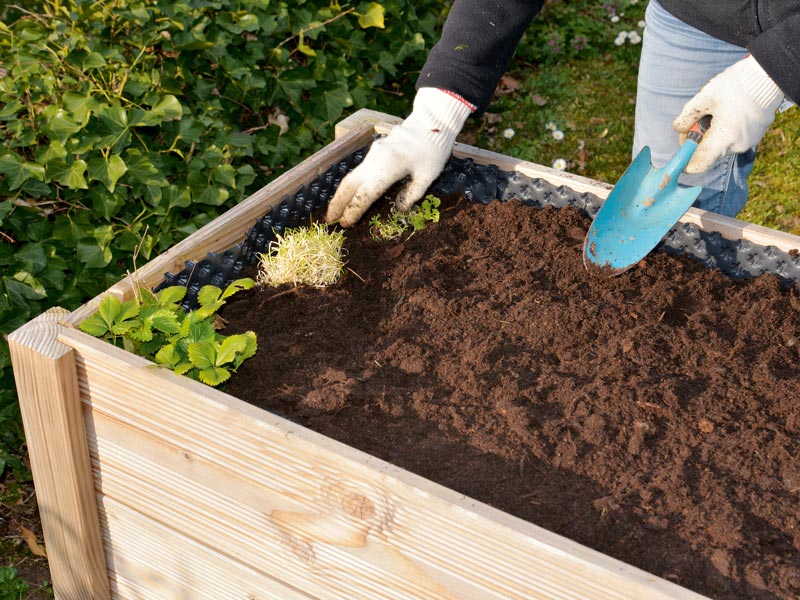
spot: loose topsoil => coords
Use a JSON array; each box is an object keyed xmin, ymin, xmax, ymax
[{"xmin": 220, "ymin": 197, "xmax": 800, "ymax": 600}]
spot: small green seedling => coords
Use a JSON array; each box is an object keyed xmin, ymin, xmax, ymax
[
  {"xmin": 369, "ymin": 194, "xmax": 441, "ymax": 242},
  {"xmin": 257, "ymin": 222, "xmax": 346, "ymax": 288},
  {"xmin": 79, "ymin": 278, "xmax": 257, "ymax": 387}
]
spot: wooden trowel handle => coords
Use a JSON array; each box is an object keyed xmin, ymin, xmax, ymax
[{"xmin": 686, "ymin": 115, "xmax": 712, "ymax": 144}]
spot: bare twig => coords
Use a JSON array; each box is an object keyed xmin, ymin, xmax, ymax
[{"xmin": 276, "ymin": 8, "xmax": 356, "ymax": 49}]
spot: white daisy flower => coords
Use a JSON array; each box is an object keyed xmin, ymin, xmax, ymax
[
  {"xmin": 610, "ymin": 15, "xmax": 620, "ymax": 23},
  {"xmin": 552, "ymin": 158, "xmax": 567, "ymax": 171},
  {"xmin": 615, "ymin": 33, "xmax": 627, "ymax": 46},
  {"xmin": 552, "ymin": 129, "xmax": 565, "ymax": 141},
  {"xmin": 503, "ymin": 128, "xmax": 515, "ymax": 139},
  {"xmin": 638, "ymin": 20, "xmax": 646, "ymax": 28},
  {"xmin": 628, "ymin": 31, "xmax": 641, "ymax": 44},
  {"xmin": 545, "ymin": 121, "xmax": 557, "ymax": 131}
]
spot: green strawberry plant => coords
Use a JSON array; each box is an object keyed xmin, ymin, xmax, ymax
[{"xmin": 79, "ymin": 278, "xmax": 257, "ymax": 386}]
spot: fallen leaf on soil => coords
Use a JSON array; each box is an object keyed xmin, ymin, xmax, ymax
[
  {"xmin": 530, "ymin": 93, "xmax": 547, "ymax": 106},
  {"xmin": 496, "ymin": 74, "xmax": 521, "ymax": 95},
  {"xmin": 621, "ymin": 339, "xmax": 634, "ymax": 353},
  {"xmin": 17, "ymin": 523, "xmax": 47, "ymax": 557},
  {"xmin": 481, "ymin": 112, "xmax": 502, "ymax": 128},
  {"xmin": 698, "ymin": 418, "xmax": 715, "ymax": 434}
]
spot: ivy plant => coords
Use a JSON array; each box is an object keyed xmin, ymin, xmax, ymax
[
  {"xmin": 0, "ymin": 0, "xmax": 448, "ymax": 468},
  {"xmin": 79, "ymin": 279, "xmax": 257, "ymax": 386}
]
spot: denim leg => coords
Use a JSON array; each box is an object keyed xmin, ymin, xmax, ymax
[{"xmin": 633, "ymin": 0, "xmax": 752, "ymax": 217}]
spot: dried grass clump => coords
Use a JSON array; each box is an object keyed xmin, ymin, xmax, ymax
[{"xmin": 256, "ymin": 223, "xmax": 346, "ymax": 288}]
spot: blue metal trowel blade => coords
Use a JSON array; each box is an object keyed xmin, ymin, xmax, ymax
[{"xmin": 583, "ymin": 116, "xmax": 711, "ymax": 277}]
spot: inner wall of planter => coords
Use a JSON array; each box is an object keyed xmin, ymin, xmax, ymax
[{"xmin": 155, "ymin": 141, "xmax": 800, "ymax": 310}]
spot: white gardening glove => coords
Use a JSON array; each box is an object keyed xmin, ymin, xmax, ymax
[
  {"xmin": 673, "ymin": 55, "xmax": 785, "ymax": 174},
  {"xmin": 326, "ymin": 87, "xmax": 472, "ymax": 227}
]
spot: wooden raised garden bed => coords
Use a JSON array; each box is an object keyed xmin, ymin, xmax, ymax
[{"xmin": 9, "ymin": 109, "xmax": 800, "ymax": 599}]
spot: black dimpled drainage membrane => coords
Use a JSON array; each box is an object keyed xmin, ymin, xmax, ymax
[{"xmin": 155, "ymin": 141, "xmax": 800, "ymax": 310}]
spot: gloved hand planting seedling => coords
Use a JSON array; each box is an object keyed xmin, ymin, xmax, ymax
[{"xmin": 326, "ymin": 88, "xmax": 471, "ymax": 227}]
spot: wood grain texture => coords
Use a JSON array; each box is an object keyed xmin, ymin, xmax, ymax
[
  {"xmin": 64, "ymin": 123, "xmax": 377, "ymax": 327},
  {"xmin": 63, "ymin": 326, "xmax": 708, "ymax": 600},
  {"xmin": 97, "ymin": 493, "xmax": 313, "ymax": 600},
  {"xmin": 337, "ymin": 109, "xmax": 800, "ymax": 252},
  {"xmin": 8, "ymin": 309, "xmax": 110, "ymax": 600}
]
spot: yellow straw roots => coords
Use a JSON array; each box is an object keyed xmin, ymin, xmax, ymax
[{"xmin": 256, "ymin": 223, "xmax": 346, "ymax": 288}]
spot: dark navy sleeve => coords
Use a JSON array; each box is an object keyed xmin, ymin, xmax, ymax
[
  {"xmin": 416, "ymin": 0, "xmax": 544, "ymax": 114},
  {"xmin": 748, "ymin": 17, "xmax": 800, "ymax": 105}
]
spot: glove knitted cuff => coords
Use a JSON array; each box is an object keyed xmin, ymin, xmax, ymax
[
  {"xmin": 737, "ymin": 55, "xmax": 785, "ymax": 112},
  {"xmin": 402, "ymin": 87, "xmax": 473, "ymax": 151}
]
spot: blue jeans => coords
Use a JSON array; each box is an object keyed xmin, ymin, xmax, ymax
[{"xmin": 633, "ymin": 0, "xmax": 751, "ymax": 217}]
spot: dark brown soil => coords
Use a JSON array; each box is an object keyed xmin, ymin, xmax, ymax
[{"xmin": 220, "ymin": 197, "xmax": 800, "ymax": 600}]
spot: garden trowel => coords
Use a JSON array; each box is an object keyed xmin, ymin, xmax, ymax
[{"xmin": 583, "ymin": 115, "xmax": 712, "ymax": 277}]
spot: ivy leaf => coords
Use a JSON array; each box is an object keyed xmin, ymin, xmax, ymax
[
  {"xmin": 124, "ymin": 150, "xmax": 168, "ymax": 186},
  {"xmin": 358, "ymin": 3, "xmax": 385, "ymax": 29},
  {"xmin": 87, "ymin": 155, "xmax": 127, "ymax": 192},
  {"xmin": 189, "ymin": 181, "xmax": 229, "ymax": 206},
  {"xmin": 0, "ymin": 153, "xmax": 45, "ymax": 190},
  {"xmin": 297, "ymin": 33, "xmax": 316, "ymax": 57},
  {"xmin": 82, "ymin": 51, "xmax": 107, "ymax": 70},
  {"xmin": 95, "ymin": 104, "xmax": 128, "ymax": 131},
  {"xmin": 320, "ymin": 83, "xmax": 351, "ymax": 121},
  {"xmin": 62, "ymin": 92, "xmax": 100, "ymax": 124},
  {"xmin": 0, "ymin": 202, "xmax": 11, "ymax": 227},
  {"xmin": 45, "ymin": 108, "xmax": 83, "ymax": 142},
  {"xmin": 76, "ymin": 237, "xmax": 113, "ymax": 268},
  {"xmin": 49, "ymin": 158, "xmax": 89, "ymax": 190},
  {"xmin": 13, "ymin": 244, "xmax": 47, "ymax": 273},
  {"xmin": 3, "ymin": 277, "xmax": 46, "ymax": 306},
  {"xmin": 131, "ymin": 95, "xmax": 183, "ymax": 127}
]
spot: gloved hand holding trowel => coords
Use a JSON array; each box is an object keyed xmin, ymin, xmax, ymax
[{"xmin": 327, "ymin": 0, "xmax": 798, "ymax": 253}]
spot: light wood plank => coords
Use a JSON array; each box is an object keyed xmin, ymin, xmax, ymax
[
  {"xmin": 63, "ymin": 124, "xmax": 376, "ymax": 327},
  {"xmin": 339, "ymin": 109, "xmax": 800, "ymax": 252},
  {"xmin": 64, "ymin": 326, "xmax": 708, "ymax": 600},
  {"xmin": 97, "ymin": 493, "xmax": 313, "ymax": 600},
  {"xmin": 86, "ymin": 409, "xmax": 453, "ymax": 600},
  {"xmin": 334, "ymin": 108, "xmax": 402, "ymax": 139},
  {"xmin": 7, "ymin": 309, "xmax": 111, "ymax": 600}
]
